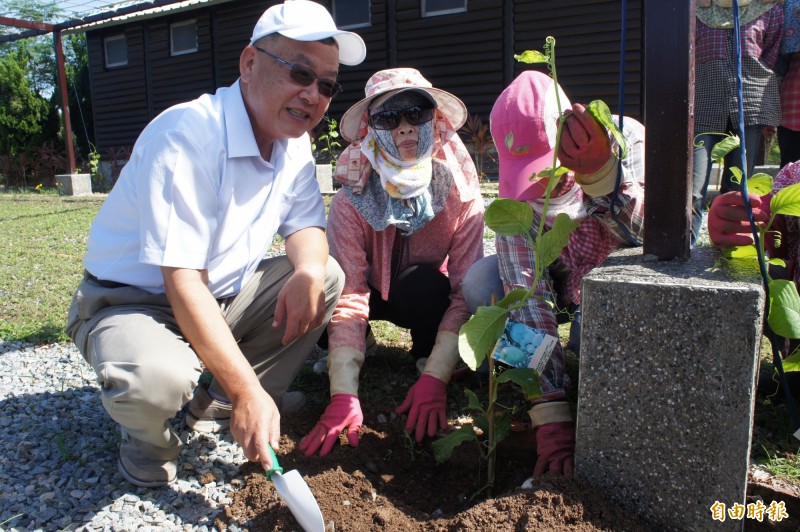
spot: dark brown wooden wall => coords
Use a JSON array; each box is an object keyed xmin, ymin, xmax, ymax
[{"xmin": 87, "ymin": 0, "xmax": 643, "ymax": 155}]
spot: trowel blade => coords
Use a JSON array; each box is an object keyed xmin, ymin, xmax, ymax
[{"xmin": 272, "ymin": 469, "xmax": 325, "ymax": 532}]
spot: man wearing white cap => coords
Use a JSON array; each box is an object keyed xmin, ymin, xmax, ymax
[{"xmin": 66, "ymin": 0, "xmax": 366, "ymax": 488}]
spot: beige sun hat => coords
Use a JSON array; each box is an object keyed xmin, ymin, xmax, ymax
[{"xmin": 340, "ymin": 68, "xmax": 468, "ymax": 142}]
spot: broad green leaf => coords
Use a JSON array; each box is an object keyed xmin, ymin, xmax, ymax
[
  {"xmin": 783, "ymin": 351, "xmax": 800, "ymax": 372},
  {"xmin": 768, "ymin": 279, "xmax": 800, "ymax": 339},
  {"xmin": 485, "ymin": 199, "xmax": 534, "ymax": 236},
  {"xmin": 496, "ymin": 288, "xmax": 529, "ymax": 309},
  {"xmin": 768, "ymin": 258, "xmax": 786, "ymax": 268},
  {"xmin": 514, "ymin": 50, "xmax": 548, "ymax": 64},
  {"xmin": 473, "ymin": 414, "xmax": 489, "ymax": 435},
  {"xmin": 586, "ymin": 100, "xmax": 627, "ymax": 158},
  {"xmin": 432, "ymin": 425, "xmax": 478, "ymax": 462},
  {"xmin": 710, "ymin": 135, "xmax": 739, "ymax": 161},
  {"xmin": 535, "ymin": 213, "xmax": 580, "ymax": 269},
  {"xmin": 464, "ymin": 389, "xmax": 484, "ymax": 412},
  {"xmin": 459, "ymin": 306, "xmax": 509, "ymax": 370},
  {"xmin": 535, "ymin": 166, "xmax": 570, "ymax": 179},
  {"xmin": 730, "ymin": 167, "xmax": 742, "ymax": 185},
  {"xmin": 496, "ymin": 367, "xmax": 542, "ymax": 399},
  {"xmin": 721, "ymin": 245, "xmax": 758, "ymax": 259},
  {"xmin": 771, "ymin": 183, "xmax": 800, "ymax": 217},
  {"xmin": 493, "ymin": 412, "xmax": 513, "ymax": 446},
  {"xmin": 746, "ymin": 174, "xmax": 773, "ymax": 197}
]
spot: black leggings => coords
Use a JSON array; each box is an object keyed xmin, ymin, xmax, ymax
[{"xmin": 319, "ymin": 264, "xmax": 451, "ymax": 359}]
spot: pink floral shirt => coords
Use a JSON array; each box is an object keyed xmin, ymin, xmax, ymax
[{"xmin": 326, "ymin": 179, "xmax": 485, "ymax": 353}]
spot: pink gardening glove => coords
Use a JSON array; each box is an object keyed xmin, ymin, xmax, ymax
[
  {"xmin": 557, "ymin": 103, "xmax": 612, "ymax": 174},
  {"xmin": 299, "ymin": 394, "xmax": 363, "ymax": 456},
  {"xmin": 395, "ymin": 374, "xmax": 448, "ymax": 442},
  {"xmin": 534, "ymin": 421, "xmax": 575, "ymax": 477},
  {"xmin": 708, "ymin": 191, "xmax": 770, "ymax": 248}
]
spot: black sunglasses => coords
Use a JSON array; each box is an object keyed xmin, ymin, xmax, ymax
[
  {"xmin": 254, "ymin": 46, "xmax": 343, "ymax": 99},
  {"xmin": 368, "ymin": 106, "xmax": 436, "ymax": 130}
]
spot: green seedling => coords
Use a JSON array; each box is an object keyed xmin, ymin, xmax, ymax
[
  {"xmin": 433, "ymin": 37, "xmax": 626, "ymax": 497},
  {"xmin": 311, "ymin": 116, "xmax": 342, "ymax": 168},
  {"xmin": 707, "ymin": 135, "xmax": 800, "ymax": 367}
]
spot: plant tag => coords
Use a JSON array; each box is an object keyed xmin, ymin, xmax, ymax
[
  {"xmin": 794, "ymin": 426, "xmax": 800, "ymax": 442},
  {"xmin": 491, "ymin": 319, "xmax": 558, "ymax": 373}
]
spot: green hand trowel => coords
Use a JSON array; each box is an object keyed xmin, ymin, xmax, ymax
[{"xmin": 265, "ymin": 446, "xmax": 325, "ymax": 532}]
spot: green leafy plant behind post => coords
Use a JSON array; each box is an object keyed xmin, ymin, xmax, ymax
[
  {"xmin": 311, "ymin": 116, "xmax": 342, "ymax": 169},
  {"xmin": 708, "ymin": 136, "xmax": 800, "ymax": 370},
  {"xmin": 432, "ymin": 36, "xmax": 627, "ymax": 497}
]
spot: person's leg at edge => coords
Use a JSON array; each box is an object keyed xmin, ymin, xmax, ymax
[
  {"xmin": 778, "ymin": 126, "xmax": 800, "ymax": 169},
  {"xmin": 461, "ymin": 255, "xmax": 505, "ymax": 313},
  {"xmin": 66, "ymin": 278, "xmax": 201, "ymax": 486},
  {"xmin": 212, "ymin": 255, "xmax": 344, "ymax": 404},
  {"xmin": 691, "ymin": 133, "xmax": 716, "ymax": 244}
]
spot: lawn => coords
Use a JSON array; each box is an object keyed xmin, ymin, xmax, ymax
[{"xmin": 0, "ymin": 193, "xmax": 105, "ymax": 343}]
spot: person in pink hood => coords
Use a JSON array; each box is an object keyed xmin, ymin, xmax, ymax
[
  {"xmin": 299, "ymin": 68, "xmax": 485, "ymax": 456},
  {"xmin": 462, "ymin": 71, "xmax": 646, "ymax": 477}
]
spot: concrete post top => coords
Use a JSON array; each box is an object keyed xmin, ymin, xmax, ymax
[{"xmin": 585, "ymin": 246, "xmax": 764, "ymax": 294}]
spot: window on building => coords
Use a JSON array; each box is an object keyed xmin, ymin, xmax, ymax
[
  {"xmin": 170, "ymin": 19, "xmax": 198, "ymax": 56},
  {"xmin": 333, "ymin": 0, "xmax": 370, "ymax": 29},
  {"xmin": 422, "ymin": 0, "xmax": 467, "ymax": 17},
  {"xmin": 104, "ymin": 34, "xmax": 128, "ymax": 68}
]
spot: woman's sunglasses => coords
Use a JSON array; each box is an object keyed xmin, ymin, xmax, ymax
[
  {"xmin": 254, "ymin": 46, "xmax": 343, "ymax": 99},
  {"xmin": 368, "ymin": 106, "xmax": 436, "ymax": 130}
]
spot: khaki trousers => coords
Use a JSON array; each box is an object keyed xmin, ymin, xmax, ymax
[{"xmin": 66, "ymin": 256, "xmax": 344, "ymax": 454}]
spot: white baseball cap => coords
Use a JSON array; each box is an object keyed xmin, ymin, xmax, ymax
[{"xmin": 250, "ymin": 0, "xmax": 367, "ymax": 66}]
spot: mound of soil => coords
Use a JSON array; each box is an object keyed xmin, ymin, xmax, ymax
[{"xmin": 216, "ymin": 356, "xmax": 653, "ymax": 531}]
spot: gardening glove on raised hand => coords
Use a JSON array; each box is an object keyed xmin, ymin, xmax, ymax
[
  {"xmin": 558, "ymin": 103, "xmax": 618, "ymax": 197},
  {"xmin": 299, "ymin": 346, "xmax": 364, "ymax": 456},
  {"xmin": 708, "ymin": 191, "xmax": 770, "ymax": 248},
  {"xmin": 529, "ymin": 402, "xmax": 575, "ymax": 477},
  {"xmin": 396, "ymin": 331, "xmax": 460, "ymax": 442}
]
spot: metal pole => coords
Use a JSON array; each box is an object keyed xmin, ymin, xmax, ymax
[
  {"xmin": 642, "ymin": 0, "xmax": 696, "ymax": 260},
  {"xmin": 54, "ymin": 30, "xmax": 76, "ymax": 174}
]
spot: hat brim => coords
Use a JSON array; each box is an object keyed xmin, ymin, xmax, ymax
[
  {"xmin": 340, "ymin": 86, "xmax": 467, "ymax": 142},
  {"xmin": 498, "ymin": 148, "xmax": 556, "ymax": 201},
  {"xmin": 252, "ymin": 29, "xmax": 366, "ymax": 66}
]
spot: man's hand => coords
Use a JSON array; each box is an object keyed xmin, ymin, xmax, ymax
[
  {"xmin": 299, "ymin": 394, "xmax": 363, "ymax": 456},
  {"xmin": 229, "ymin": 388, "xmax": 282, "ymax": 471},
  {"xmin": 279, "ymin": 227, "xmax": 329, "ymax": 344},
  {"xmin": 273, "ymin": 265, "xmax": 326, "ymax": 344},
  {"xmin": 708, "ymin": 191, "xmax": 770, "ymax": 247},
  {"xmin": 534, "ymin": 421, "xmax": 575, "ymax": 477},
  {"xmin": 557, "ymin": 103, "xmax": 612, "ymax": 175},
  {"xmin": 395, "ymin": 374, "xmax": 448, "ymax": 441}
]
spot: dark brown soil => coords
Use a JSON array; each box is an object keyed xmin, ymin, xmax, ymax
[
  {"xmin": 215, "ymin": 346, "xmax": 655, "ymax": 531},
  {"xmin": 212, "ymin": 339, "xmax": 800, "ymax": 531},
  {"xmin": 217, "ymin": 403, "xmax": 653, "ymax": 531}
]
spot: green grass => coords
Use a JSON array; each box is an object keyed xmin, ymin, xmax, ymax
[{"xmin": 0, "ymin": 193, "xmax": 105, "ymax": 343}]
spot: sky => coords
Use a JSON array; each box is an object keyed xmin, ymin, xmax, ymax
[{"xmin": 54, "ymin": 0, "xmax": 120, "ymax": 19}]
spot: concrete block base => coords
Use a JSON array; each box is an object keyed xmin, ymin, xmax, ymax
[
  {"xmin": 56, "ymin": 173, "xmax": 92, "ymax": 196},
  {"xmin": 575, "ymin": 246, "xmax": 764, "ymax": 531}
]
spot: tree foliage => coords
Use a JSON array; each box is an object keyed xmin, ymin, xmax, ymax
[{"xmin": 0, "ymin": 0, "xmax": 93, "ymax": 186}]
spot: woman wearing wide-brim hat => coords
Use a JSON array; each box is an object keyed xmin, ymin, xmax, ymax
[{"xmin": 299, "ymin": 68, "xmax": 484, "ymax": 457}]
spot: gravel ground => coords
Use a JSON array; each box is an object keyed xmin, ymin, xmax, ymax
[{"xmin": 0, "ymin": 340, "xmax": 252, "ymax": 531}]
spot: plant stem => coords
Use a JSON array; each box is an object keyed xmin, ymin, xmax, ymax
[{"xmin": 486, "ymin": 353, "xmax": 496, "ymax": 496}]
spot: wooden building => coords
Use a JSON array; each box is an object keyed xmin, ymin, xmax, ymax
[{"xmin": 76, "ymin": 0, "xmax": 642, "ymax": 156}]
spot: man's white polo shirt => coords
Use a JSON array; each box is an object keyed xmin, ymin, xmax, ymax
[{"xmin": 84, "ymin": 80, "xmax": 326, "ymax": 298}]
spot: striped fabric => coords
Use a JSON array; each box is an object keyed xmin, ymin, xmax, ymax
[
  {"xmin": 496, "ymin": 118, "xmax": 645, "ymax": 401},
  {"xmin": 694, "ymin": 6, "xmax": 784, "ymax": 133}
]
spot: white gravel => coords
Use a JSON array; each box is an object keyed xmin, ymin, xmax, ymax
[{"xmin": 0, "ymin": 340, "xmax": 251, "ymax": 531}]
